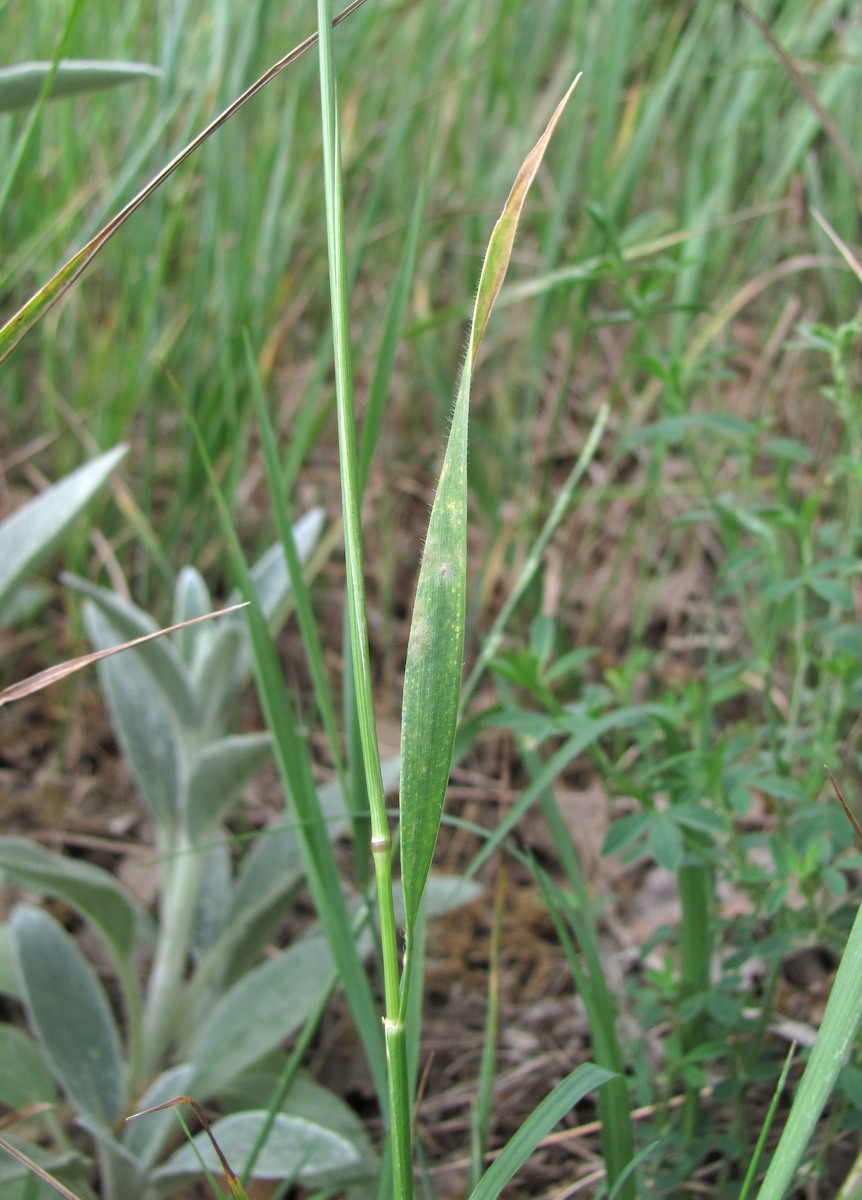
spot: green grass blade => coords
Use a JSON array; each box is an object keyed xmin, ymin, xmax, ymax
[
  {"xmin": 494, "ymin": 686, "xmax": 637, "ymax": 1196},
  {"xmin": 398, "ymin": 345, "xmax": 468, "ymax": 941},
  {"xmin": 532, "ymin": 857, "xmax": 635, "ymax": 1198},
  {"xmin": 755, "ymin": 901, "xmax": 862, "ymax": 1199},
  {"xmin": 399, "ymin": 76, "xmax": 582, "ymax": 940},
  {"xmin": 316, "ymin": 0, "xmax": 388, "ymax": 844},
  {"xmin": 467, "ymin": 1063, "xmax": 616, "ymax": 1200},
  {"xmin": 739, "ymin": 1044, "xmax": 796, "ymax": 1200},
  {"xmin": 181, "ymin": 400, "xmax": 386, "ymax": 1108},
  {"xmin": 243, "ymin": 336, "xmax": 347, "ymax": 796},
  {"xmin": 314, "ymin": 0, "xmax": 390, "ymax": 881},
  {"xmin": 470, "ymin": 870, "xmax": 505, "ymax": 1189},
  {"xmin": 0, "ymin": 0, "xmax": 368, "ymax": 365}
]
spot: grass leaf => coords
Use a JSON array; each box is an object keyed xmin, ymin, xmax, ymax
[
  {"xmin": 399, "ymin": 77, "xmax": 582, "ymax": 939},
  {"xmin": 754, "ymin": 901, "xmax": 862, "ymax": 1199},
  {"xmin": 468, "ymin": 1063, "xmax": 615, "ymax": 1200}
]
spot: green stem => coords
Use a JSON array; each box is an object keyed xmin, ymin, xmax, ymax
[
  {"xmin": 677, "ymin": 856, "xmax": 714, "ymax": 1136},
  {"xmin": 785, "ymin": 525, "xmax": 812, "ymax": 749},
  {"xmin": 384, "ymin": 1015, "xmax": 414, "ymax": 1200},
  {"xmin": 141, "ymin": 827, "xmax": 204, "ymax": 1079},
  {"xmin": 314, "ymin": 3, "xmax": 410, "ymax": 1193}
]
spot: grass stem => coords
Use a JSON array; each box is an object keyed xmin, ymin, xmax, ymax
[{"xmin": 314, "ymin": 1, "xmax": 411, "ymax": 1192}]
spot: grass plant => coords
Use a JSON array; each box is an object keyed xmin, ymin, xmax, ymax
[
  {"xmin": 2, "ymin": 1, "xmax": 862, "ymax": 1197},
  {"xmin": 2, "ymin": 2, "xmax": 855, "ymax": 561}
]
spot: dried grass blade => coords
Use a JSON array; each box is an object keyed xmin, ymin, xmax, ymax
[
  {"xmin": 0, "ymin": 1134, "xmax": 83, "ymax": 1200},
  {"xmin": 811, "ymin": 207, "xmax": 862, "ymax": 285},
  {"xmin": 0, "ymin": 603, "xmax": 247, "ymax": 706},
  {"xmin": 128, "ymin": 1095, "xmax": 248, "ymax": 1200},
  {"xmin": 469, "ymin": 75, "xmax": 582, "ymax": 366}
]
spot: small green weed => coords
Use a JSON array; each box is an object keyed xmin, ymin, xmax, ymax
[{"xmin": 481, "ymin": 304, "xmax": 862, "ymax": 1193}]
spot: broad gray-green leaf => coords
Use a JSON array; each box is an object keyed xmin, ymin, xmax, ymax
[
  {"xmin": 0, "ymin": 1025, "xmax": 57, "ymax": 1109},
  {"xmin": 173, "ymin": 566, "xmax": 212, "ymax": 663},
  {"xmin": 226, "ymin": 507, "xmax": 326, "ymax": 678},
  {"xmin": 11, "ymin": 906, "xmax": 124, "ymax": 1126},
  {"xmin": 83, "ymin": 603, "xmax": 182, "ymax": 827},
  {"xmin": 215, "ymin": 823, "xmax": 306, "ymax": 984},
  {"xmin": 0, "ymin": 924, "xmax": 19, "ymax": 997},
  {"xmin": 76, "ymin": 1117, "xmax": 144, "ymax": 1200},
  {"xmin": 400, "ymin": 78, "xmax": 581, "ymax": 936},
  {"xmin": 189, "ymin": 842, "xmax": 232, "ymax": 962},
  {"xmin": 184, "ymin": 732, "xmax": 272, "ymax": 840},
  {"xmin": 234, "ymin": 509, "xmax": 326, "ymax": 629},
  {"xmin": 225, "ymin": 511, "xmax": 326, "ymax": 706},
  {"xmin": 172, "ymin": 566, "xmax": 248, "ymax": 728},
  {"xmin": 0, "ymin": 1169, "xmax": 72, "ymax": 1200},
  {"xmin": 72, "ymin": 579, "xmax": 198, "ymax": 727},
  {"xmin": 0, "ymin": 837, "xmax": 145, "ymax": 964},
  {"xmin": 189, "ymin": 933, "xmax": 334, "ymax": 1098},
  {"xmin": 0, "ymin": 61, "xmax": 159, "ymax": 111},
  {"xmin": 220, "ymin": 1072, "xmax": 378, "ymax": 1181},
  {"xmin": 191, "ymin": 622, "xmax": 248, "ymax": 733},
  {"xmin": 213, "ymin": 763, "xmax": 396, "ymax": 979},
  {"xmin": 154, "ymin": 1110, "xmax": 363, "ymax": 1187},
  {"xmin": 225, "ymin": 771, "xmax": 354, "ymax": 939},
  {"xmin": 0, "ymin": 582, "xmax": 51, "ymax": 628},
  {"xmin": 123, "ymin": 1063, "xmax": 193, "ymax": 1169},
  {"xmin": 0, "ymin": 446, "xmax": 126, "ymax": 614}
]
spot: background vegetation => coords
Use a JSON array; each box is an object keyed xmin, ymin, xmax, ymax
[{"xmin": 1, "ymin": 1, "xmax": 861, "ymax": 1196}]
